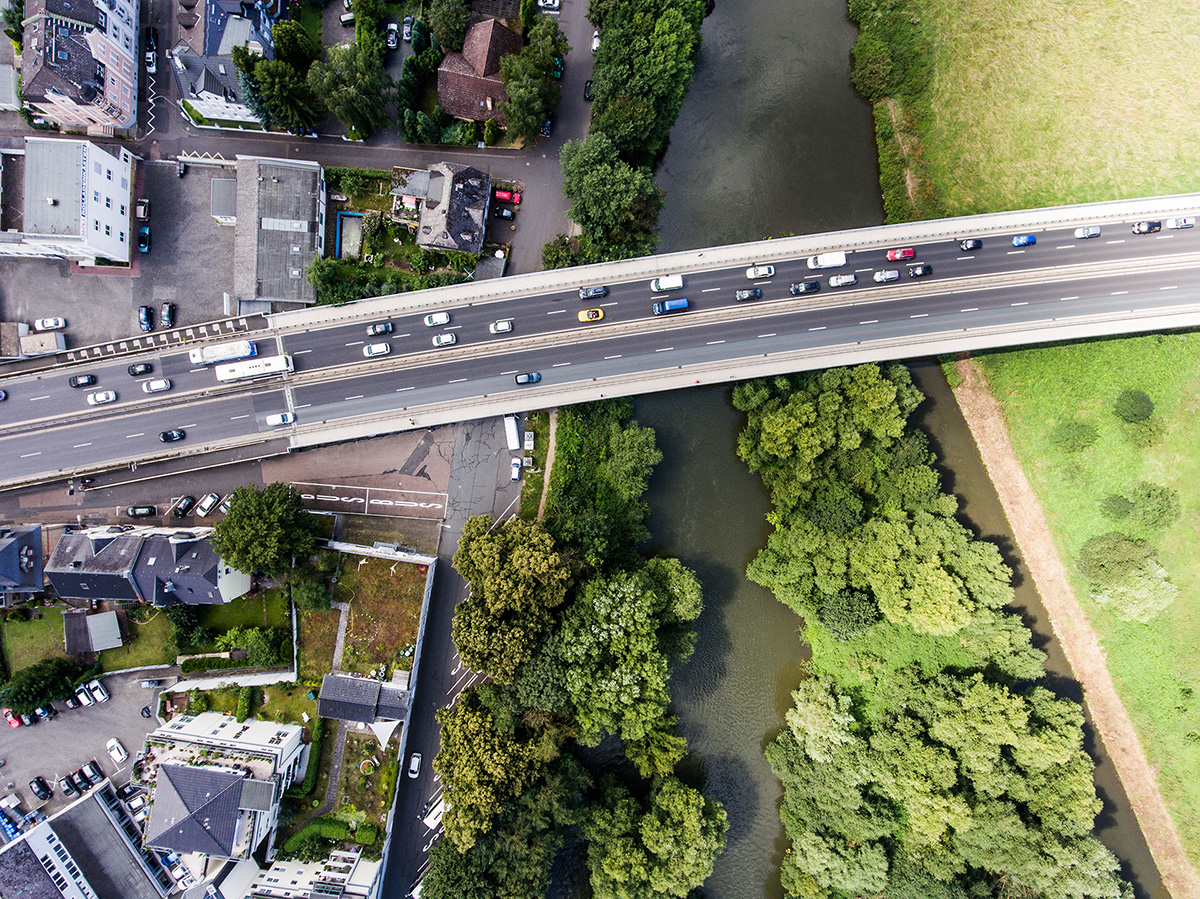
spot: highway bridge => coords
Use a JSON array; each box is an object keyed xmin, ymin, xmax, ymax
[{"xmin": 4, "ymin": 192, "xmax": 1200, "ymax": 489}]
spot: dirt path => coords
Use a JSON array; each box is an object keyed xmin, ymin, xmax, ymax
[
  {"xmin": 952, "ymin": 357, "xmax": 1200, "ymax": 899},
  {"xmin": 537, "ymin": 408, "xmax": 558, "ymax": 519},
  {"xmin": 883, "ymin": 98, "xmax": 920, "ymax": 210}
]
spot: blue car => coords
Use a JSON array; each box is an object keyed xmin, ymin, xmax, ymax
[
  {"xmin": 138, "ymin": 225, "xmax": 151, "ymax": 253},
  {"xmin": 1011, "ymin": 234, "xmax": 1036, "ymax": 247}
]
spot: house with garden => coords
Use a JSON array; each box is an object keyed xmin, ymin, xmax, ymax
[
  {"xmin": 436, "ymin": 17, "xmax": 522, "ymax": 126},
  {"xmin": 415, "ymin": 162, "xmax": 490, "ymax": 255}
]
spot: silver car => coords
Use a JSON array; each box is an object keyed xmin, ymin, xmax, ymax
[{"xmin": 1073, "ymin": 225, "xmax": 1101, "ymax": 239}]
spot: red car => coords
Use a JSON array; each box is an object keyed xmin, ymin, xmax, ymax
[
  {"xmin": 2, "ymin": 708, "xmax": 20, "ymax": 728},
  {"xmin": 493, "ymin": 189, "xmax": 521, "ymax": 205},
  {"xmin": 886, "ymin": 247, "xmax": 915, "ymax": 261}
]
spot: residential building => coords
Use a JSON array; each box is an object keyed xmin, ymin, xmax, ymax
[
  {"xmin": 0, "ymin": 138, "xmax": 138, "ymax": 263},
  {"xmin": 0, "ymin": 524, "xmax": 43, "ymax": 602},
  {"xmin": 415, "ymin": 162, "xmax": 489, "ymax": 255},
  {"xmin": 0, "ymin": 782, "xmax": 174, "ymax": 899},
  {"xmin": 20, "ymin": 0, "xmax": 141, "ymax": 133},
  {"xmin": 317, "ymin": 672, "xmax": 410, "ymax": 745},
  {"xmin": 436, "ymin": 17, "xmax": 522, "ymax": 125},
  {"xmin": 232, "ymin": 156, "xmax": 326, "ymax": 307},
  {"xmin": 142, "ymin": 713, "xmax": 306, "ymax": 862},
  {"xmin": 241, "ymin": 849, "xmax": 382, "ymax": 899},
  {"xmin": 62, "ymin": 608, "xmax": 125, "ymax": 653},
  {"xmin": 45, "ymin": 525, "xmax": 251, "ymax": 608}
]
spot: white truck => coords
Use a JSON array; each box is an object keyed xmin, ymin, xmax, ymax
[
  {"xmin": 422, "ymin": 797, "xmax": 445, "ymax": 831},
  {"xmin": 806, "ymin": 251, "xmax": 847, "ymax": 269},
  {"xmin": 504, "ymin": 415, "xmax": 521, "ymax": 451}
]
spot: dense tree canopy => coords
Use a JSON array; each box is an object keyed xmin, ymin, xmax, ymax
[
  {"xmin": 499, "ymin": 16, "xmax": 569, "ymax": 144},
  {"xmin": 308, "ymin": 40, "xmax": 394, "ymax": 139},
  {"xmin": 427, "ymin": 0, "xmax": 470, "ymax": 51},
  {"xmin": 0, "ymin": 658, "xmax": 82, "ymax": 714},
  {"xmin": 560, "ymin": 133, "xmax": 662, "ymax": 260},
  {"xmin": 211, "ymin": 482, "xmax": 318, "ymax": 578}
]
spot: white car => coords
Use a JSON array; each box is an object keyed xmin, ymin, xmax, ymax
[
  {"xmin": 86, "ymin": 390, "xmax": 117, "ymax": 406},
  {"xmin": 423, "ymin": 312, "xmax": 450, "ymax": 327},
  {"xmin": 408, "ymin": 753, "xmax": 422, "ymax": 778},
  {"xmin": 1073, "ymin": 225, "xmax": 1101, "ymax": 239},
  {"xmin": 591, "ymin": 30, "xmax": 600, "ymax": 51},
  {"xmin": 34, "ymin": 317, "xmax": 66, "ymax": 331},
  {"xmin": 872, "ymin": 269, "xmax": 900, "ymax": 283},
  {"xmin": 511, "ymin": 458, "xmax": 522, "ymax": 481},
  {"xmin": 432, "ymin": 333, "xmax": 457, "ymax": 348},
  {"xmin": 265, "ymin": 412, "xmax": 295, "ymax": 427},
  {"xmin": 746, "ymin": 265, "xmax": 775, "ymax": 279},
  {"xmin": 142, "ymin": 378, "xmax": 171, "ymax": 394},
  {"xmin": 107, "ymin": 738, "xmax": 128, "ymax": 764},
  {"xmin": 1167, "ymin": 217, "xmax": 1196, "ymax": 230},
  {"xmin": 145, "ymin": 51, "xmax": 156, "ymax": 74},
  {"xmin": 87, "ymin": 679, "xmax": 109, "ymax": 703},
  {"xmin": 829, "ymin": 274, "xmax": 857, "ymax": 288},
  {"xmin": 363, "ymin": 343, "xmax": 391, "ymax": 357},
  {"xmin": 74, "ymin": 684, "xmax": 95, "ymax": 706},
  {"xmin": 489, "ymin": 319, "xmax": 513, "ymax": 334}
]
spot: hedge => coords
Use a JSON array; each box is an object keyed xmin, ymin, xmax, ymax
[
  {"xmin": 286, "ymin": 717, "xmax": 325, "ymax": 798},
  {"xmin": 180, "ymin": 657, "xmax": 289, "ymax": 674},
  {"xmin": 235, "ymin": 686, "xmax": 253, "ymax": 722},
  {"xmin": 354, "ymin": 824, "xmax": 378, "ymax": 846},
  {"xmin": 282, "ymin": 815, "xmax": 348, "ymax": 853}
]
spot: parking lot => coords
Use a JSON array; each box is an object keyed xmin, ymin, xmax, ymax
[
  {"xmin": 0, "ymin": 159, "xmax": 235, "ymax": 350},
  {"xmin": 0, "ymin": 671, "xmax": 166, "ymax": 818}
]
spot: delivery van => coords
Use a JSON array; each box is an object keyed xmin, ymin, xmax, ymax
[
  {"xmin": 504, "ymin": 415, "xmax": 520, "ymax": 451},
  {"xmin": 806, "ymin": 251, "xmax": 847, "ymax": 270},
  {"xmin": 652, "ymin": 297, "xmax": 690, "ymax": 316},
  {"xmin": 649, "ymin": 274, "xmax": 684, "ymax": 292}
]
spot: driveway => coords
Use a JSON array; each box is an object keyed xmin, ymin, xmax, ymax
[{"xmin": 0, "ymin": 671, "xmax": 165, "ymax": 818}]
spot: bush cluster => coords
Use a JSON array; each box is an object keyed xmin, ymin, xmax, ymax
[{"xmin": 286, "ymin": 718, "xmax": 325, "ymax": 798}]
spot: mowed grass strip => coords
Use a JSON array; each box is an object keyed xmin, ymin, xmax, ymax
[
  {"xmin": 1, "ymin": 607, "xmax": 69, "ymax": 671},
  {"xmin": 978, "ymin": 332, "xmax": 1200, "ymax": 861},
  {"xmin": 910, "ymin": 0, "xmax": 1200, "ymax": 213}
]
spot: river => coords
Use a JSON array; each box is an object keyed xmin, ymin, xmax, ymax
[{"xmin": 633, "ymin": 0, "xmax": 1167, "ymax": 894}]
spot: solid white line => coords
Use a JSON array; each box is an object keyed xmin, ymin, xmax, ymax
[
  {"xmin": 706, "ymin": 340, "xmax": 725, "ymax": 345},
  {"xmin": 345, "ymin": 394, "xmax": 364, "ymax": 400},
  {"xmin": 552, "ymin": 362, "xmax": 571, "ymax": 367},
  {"xmin": 73, "ymin": 442, "xmax": 92, "ymax": 448},
  {"xmin": 808, "ymin": 326, "xmax": 826, "ymax": 331},
  {"xmin": 20, "ymin": 452, "xmax": 40, "ymax": 458},
  {"xmin": 294, "ymin": 349, "xmax": 313, "ymax": 355},
  {"xmin": 860, "ymin": 320, "xmax": 878, "ymax": 325},
  {"xmin": 30, "ymin": 395, "xmax": 49, "ymax": 401},
  {"xmin": 961, "ymin": 307, "xmax": 978, "ymax": 312},
  {"xmin": 604, "ymin": 354, "xmax": 622, "ymax": 359},
  {"xmin": 448, "ymin": 378, "xmax": 466, "ymax": 384},
  {"xmin": 757, "ymin": 333, "xmax": 776, "ymax": 339},
  {"xmin": 1160, "ymin": 285, "xmax": 1179, "ymax": 290},
  {"xmin": 1011, "ymin": 301, "xmax": 1028, "ymax": 306},
  {"xmin": 1060, "ymin": 295, "xmax": 1079, "ymax": 301},
  {"xmin": 547, "ymin": 309, "xmax": 566, "ymax": 315},
  {"xmin": 1111, "ymin": 290, "xmax": 1128, "ymax": 296},
  {"xmin": 911, "ymin": 313, "xmax": 928, "ymax": 318},
  {"xmin": 230, "ymin": 414, "xmax": 249, "ymax": 420},
  {"xmin": 654, "ymin": 347, "xmax": 673, "ymax": 352}
]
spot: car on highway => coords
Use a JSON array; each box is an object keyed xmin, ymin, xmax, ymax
[
  {"xmin": 489, "ymin": 319, "xmax": 513, "ymax": 334},
  {"xmin": 579, "ymin": 285, "xmax": 607, "ymax": 300},
  {"xmin": 128, "ymin": 362, "xmax": 152, "ymax": 376},
  {"xmin": 873, "ymin": 270, "xmax": 900, "ymax": 283},
  {"xmin": 886, "ymin": 247, "xmax": 915, "ymax": 261},
  {"xmin": 0, "ymin": 390, "xmax": 6, "ymax": 401},
  {"xmin": 29, "ymin": 777, "xmax": 52, "ymax": 801},
  {"xmin": 515, "ymin": 371, "xmax": 541, "ymax": 385},
  {"xmin": 1132, "ymin": 221, "xmax": 1161, "ymax": 234},
  {"xmin": 829, "ymin": 274, "xmax": 857, "ymax": 288},
  {"xmin": 494, "ymin": 206, "xmax": 514, "ymax": 220},
  {"xmin": 265, "ymin": 412, "xmax": 295, "ymax": 427},
  {"xmin": 59, "ymin": 776, "xmax": 78, "ymax": 797},
  {"xmin": 591, "ymin": 30, "xmax": 600, "ymax": 51},
  {"xmin": 142, "ymin": 378, "xmax": 171, "ymax": 393},
  {"xmin": 107, "ymin": 738, "xmax": 129, "ymax": 764},
  {"xmin": 195, "ymin": 493, "xmax": 221, "ymax": 517},
  {"xmin": 746, "ymin": 265, "xmax": 774, "ymax": 279},
  {"xmin": 432, "ymin": 333, "xmax": 457, "ymax": 347},
  {"xmin": 1011, "ymin": 234, "xmax": 1036, "ymax": 247},
  {"xmin": 363, "ymin": 342, "xmax": 391, "ymax": 357},
  {"xmin": 68, "ymin": 374, "xmax": 96, "ymax": 388},
  {"xmin": 1073, "ymin": 225, "xmax": 1101, "ymax": 239},
  {"xmin": 367, "ymin": 321, "xmax": 393, "ymax": 336},
  {"xmin": 160, "ymin": 429, "xmax": 186, "ymax": 442},
  {"xmin": 138, "ymin": 306, "xmax": 153, "ymax": 331},
  {"xmin": 386, "ymin": 22, "xmax": 399, "ymax": 48},
  {"xmin": 511, "ymin": 458, "xmax": 523, "ymax": 481},
  {"xmin": 1167, "ymin": 217, "xmax": 1195, "ymax": 230},
  {"xmin": 86, "ymin": 679, "xmax": 109, "ymax": 703},
  {"xmin": 173, "ymin": 496, "xmax": 196, "ymax": 518},
  {"xmin": 578, "ymin": 308, "xmax": 604, "ymax": 322},
  {"xmin": 127, "ymin": 505, "xmax": 156, "ymax": 517},
  {"xmin": 2, "ymin": 708, "xmax": 18, "ymax": 728},
  {"xmin": 34, "ymin": 317, "xmax": 66, "ymax": 331},
  {"xmin": 584, "ymin": 79, "xmax": 593, "ymax": 101},
  {"xmin": 138, "ymin": 226, "xmax": 151, "ymax": 253},
  {"xmin": 74, "ymin": 684, "xmax": 94, "ymax": 706},
  {"xmin": 408, "ymin": 753, "xmax": 422, "ymax": 778},
  {"xmin": 908, "ymin": 264, "xmax": 933, "ymax": 278},
  {"xmin": 86, "ymin": 390, "xmax": 116, "ymax": 406},
  {"xmin": 402, "ymin": 14, "xmax": 413, "ymax": 41},
  {"xmin": 160, "ymin": 302, "xmax": 175, "ymax": 328},
  {"xmin": 423, "ymin": 312, "xmax": 451, "ymax": 327},
  {"xmin": 959, "ymin": 238, "xmax": 982, "ymax": 251},
  {"xmin": 735, "ymin": 288, "xmax": 762, "ymax": 302},
  {"xmin": 790, "ymin": 280, "xmax": 820, "ymax": 295}
]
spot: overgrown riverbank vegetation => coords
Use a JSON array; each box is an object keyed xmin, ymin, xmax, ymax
[
  {"xmin": 422, "ymin": 399, "xmax": 727, "ymax": 899},
  {"xmin": 736, "ymin": 365, "xmax": 1130, "ymax": 899}
]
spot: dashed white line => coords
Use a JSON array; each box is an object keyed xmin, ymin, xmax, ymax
[
  {"xmin": 345, "ymin": 394, "xmax": 364, "ymax": 400},
  {"xmin": 706, "ymin": 340, "xmax": 725, "ymax": 345},
  {"xmin": 397, "ymin": 333, "xmax": 411, "ymax": 338},
  {"xmin": 1007, "ymin": 250, "xmax": 1025, "ymax": 255},
  {"xmin": 1060, "ymin": 295, "xmax": 1079, "ymax": 301},
  {"xmin": 956, "ymin": 255, "xmax": 974, "ymax": 261},
  {"xmin": 1056, "ymin": 245, "xmax": 1076, "ymax": 250},
  {"xmin": 1156, "ymin": 234, "xmax": 1174, "ymax": 239},
  {"xmin": 180, "ymin": 424, "xmax": 197, "ymax": 429},
  {"xmin": 654, "ymin": 347, "xmax": 674, "ymax": 353},
  {"xmin": 1011, "ymin": 301, "xmax": 1028, "ymax": 306},
  {"xmin": 448, "ymin": 378, "xmax": 466, "ymax": 383},
  {"xmin": 1111, "ymin": 290, "xmax": 1128, "ymax": 296},
  {"xmin": 125, "ymin": 433, "xmax": 144, "ymax": 438},
  {"xmin": 1106, "ymin": 239, "xmax": 1126, "ymax": 244},
  {"xmin": 547, "ymin": 309, "xmax": 566, "ymax": 315},
  {"xmin": 911, "ymin": 313, "xmax": 928, "ymax": 318},
  {"xmin": 552, "ymin": 362, "xmax": 572, "ymax": 367},
  {"xmin": 600, "ymin": 301, "xmax": 619, "ymax": 307},
  {"xmin": 501, "ymin": 370, "xmax": 519, "ymax": 375},
  {"xmin": 1160, "ymin": 285, "xmax": 1179, "ymax": 291},
  {"xmin": 344, "ymin": 340, "xmax": 364, "ymax": 346},
  {"xmin": 961, "ymin": 307, "xmax": 978, "ymax": 312},
  {"xmin": 447, "ymin": 325, "xmax": 462, "ymax": 330},
  {"xmin": 860, "ymin": 319, "xmax": 878, "ymax": 325},
  {"xmin": 20, "ymin": 452, "xmax": 41, "ymax": 458},
  {"xmin": 230, "ymin": 414, "xmax": 250, "ymax": 420},
  {"xmin": 604, "ymin": 354, "xmax": 622, "ymax": 359},
  {"xmin": 757, "ymin": 333, "xmax": 776, "ymax": 339},
  {"xmin": 808, "ymin": 326, "xmax": 826, "ymax": 331},
  {"xmin": 702, "ymin": 287, "xmax": 721, "ymax": 293},
  {"xmin": 295, "ymin": 403, "xmax": 312, "ymax": 408},
  {"xmin": 294, "ymin": 349, "xmax": 313, "ymax": 355},
  {"xmin": 30, "ymin": 395, "xmax": 49, "ymax": 401},
  {"xmin": 73, "ymin": 442, "xmax": 92, "ymax": 448},
  {"xmin": 395, "ymin": 387, "xmax": 414, "ymax": 392}
]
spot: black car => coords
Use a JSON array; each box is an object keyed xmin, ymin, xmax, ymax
[
  {"xmin": 515, "ymin": 371, "xmax": 542, "ymax": 385},
  {"xmin": 138, "ymin": 306, "xmax": 152, "ymax": 331},
  {"xmin": 176, "ymin": 159, "xmax": 187, "ymax": 177},
  {"xmin": 19, "ymin": 712, "xmax": 34, "ymax": 727},
  {"xmin": 140, "ymin": 705, "xmax": 153, "ymax": 719},
  {"xmin": 959, "ymin": 238, "xmax": 982, "ymax": 251},
  {"xmin": 71, "ymin": 771, "xmax": 92, "ymax": 792},
  {"xmin": 494, "ymin": 206, "xmax": 514, "ymax": 220},
  {"xmin": 173, "ymin": 495, "xmax": 196, "ymax": 518},
  {"xmin": 735, "ymin": 288, "xmax": 762, "ymax": 302},
  {"xmin": 68, "ymin": 374, "xmax": 96, "ymax": 388},
  {"xmin": 117, "ymin": 782, "xmax": 142, "ymax": 800},
  {"xmin": 127, "ymin": 505, "xmax": 157, "ymax": 517},
  {"xmin": 366, "ymin": 321, "xmax": 393, "ymax": 336},
  {"xmin": 128, "ymin": 362, "xmax": 152, "ymax": 376},
  {"xmin": 29, "ymin": 777, "xmax": 52, "ymax": 801},
  {"xmin": 907, "ymin": 263, "xmax": 933, "ymax": 277},
  {"xmin": 539, "ymin": 116, "xmax": 552, "ymax": 137},
  {"xmin": 584, "ymin": 79, "xmax": 593, "ymax": 101},
  {"xmin": 147, "ymin": 26, "xmax": 158, "ymax": 52},
  {"xmin": 160, "ymin": 429, "xmax": 185, "ymax": 442},
  {"xmin": 790, "ymin": 280, "xmax": 820, "ymax": 295},
  {"xmin": 579, "ymin": 285, "xmax": 608, "ymax": 300},
  {"xmin": 160, "ymin": 302, "xmax": 176, "ymax": 328},
  {"xmin": 1132, "ymin": 220, "xmax": 1161, "ymax": 234}
]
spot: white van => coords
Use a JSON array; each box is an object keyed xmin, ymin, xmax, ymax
[
  {"xmin": 340, "ymin": 11, "xmax": 355, "ymax": 25},
  {"xmin": 807, "ymin": 251, "xmax": 848, "ymax": 270},
  {"xmin": 265, "ymin": 412, "xmax": 295, "ymax": 427},
  {"xmin": 649, "ymin": 274, "xmax": 683, "ymax": 292}
]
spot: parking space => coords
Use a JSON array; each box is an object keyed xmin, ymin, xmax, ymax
[{"xmin": 0, "ymin": 671, "xmax": 165, "ymax": 817}]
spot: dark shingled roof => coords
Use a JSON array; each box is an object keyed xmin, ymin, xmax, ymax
[
  {"xmin": 436, "ymin": 18, "xmax": 521, "ymax": 125},
  {"xmin": 376, "ymin": 683, "xmax": 410, "ymax": 721},
  {"xmin": 318, "ymin": 673, "xmax": 381, "ymax": 724},
  {"xmin": 21, "ymin": 0, "xmax": 105, "ymax": 112},
  {"xmin": 0, "ymin": 525, "xmax": 43, "ymax": 592},
  {"xmin": 45, "ymin": 529, "xmax": 142, "ymax": 602},
  {"xmin": 145, "ymin": 765, "xmax": 244, "ymax": 858},
  {"xmin": 417, "ymin": 162, "xmax": 489, "ymax": 254},
  {"xmin": 53, "ymin": 788, "xmax": 169, "ymax": 899},
  {"xmin": 0, "ymin": 840, "xmax": 62, "ymax": 899}
]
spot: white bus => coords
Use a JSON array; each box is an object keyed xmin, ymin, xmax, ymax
[
  {"xmin": 189, "ymin": 340, "xmax": 256, "ymax": 366},
  {"xmin": 214, "ymin": 355, "xmax": 294, "ymax": 383}
]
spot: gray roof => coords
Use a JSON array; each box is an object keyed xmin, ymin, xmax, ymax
[
  {"xmin": 416, "ymin": 163, "xmax": 489, "ymax": 254},
  {"xmin": 377, "ymin": 683, "xmax": 409, "ymax": 721},
  {"xmin": 23, "ymin": 139, "xmax": 83, "ymax": 237},
  {"xmin": 131, "ymin": 533, "xmax": 226, "ymax": 607},
  {"xmin": 172, "ymin": 53, "xmax": 243, "ymax": 105},
  {"xmin": 239, "ymin": 778, "xmax": 276, "ymax": 812},
  {"xmin": 0, "ymin": 525, "xmax": 43, "ymax": 592},
  {"xmin": 146, "ymin": 765, "xmax": 243, "ymax": 858},
  {"xmin": 21, "ymin": 1, "xmax": 105, "ymax": 115},
  {"xmin": 318, "ymin": 673, "xmax": 380, "ymax": 724},
  {"xmin": 233, "ymin": 157, "xmax": 323, "ymax": 304},
  {"xmin": 0, "ymin": 64, "xmax": 19, "ymax": 110},
  {"xmin": 54, "ymin": 788, "xmax": 169, "ymax": 899},
  {"xmin": 211, "ymin": 177, "xmax": 238, "ymax": 218},
  {"xmin": 0, "ymin": 840, "xmax": 62, "ymax": 899},
  {"xmin": 46, "ymin": 528, "xmax": 142, "ymax": 602}
]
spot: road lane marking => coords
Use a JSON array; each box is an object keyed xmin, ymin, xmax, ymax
[
  {"xmin": 448, "ymin": 378, "xmax": 466, "ymax": 384},
  {"xmin": 294, "ymin": 349, "xmax": 313, "ymax": 355},
  {"xmin": 547, "ymin": 309, "xmax": 565, "ymax": 315},
  {"xmin": 125, "ymin": 432, "xmax": 145, "ymax": 438},
  {"xmin": 956, "ymin": 255, "xmax": 974, "ymax": 260},
  {"xmin": 295, "ymin": 403, "xmax": 312, "ymax": 408},
  {"xmin": 1060, "ymin": 295, "xmax": 1079, "ymax": 301},
  {"xmin": 961, "ymin": 308, "xmax": 978, "ymax": 312},
  {"xmin": 1160, "ymin": 285, "xmax": 1179, "ymax": 290},
  {"xmin": 552, "ymin": 362, "xmax": 571, "ymax": 367},
  {"xmin": 344, "ymin": 340, "xmax": 364, "ymax": 346},
  {"xmin": 73, "ymin": 442, "xmax": 92, "ymax": 448},
  {"xmin": 600, "ymin": 301, "xmax": 618, "ymax": 307},
  {"xmin": 30, "ymin": 395, "xmax": 49, "ymax": 401},
  {"xmin": 230, "ymin": 414, "xmax": 249, "ymax": 420},
  {"xmin": 1007, "ymin": 249, "xmax": 1025, "ymax": 255},
  {"xmin": 808, "ymin": 326, "xmax": 826, "ymax": 331},
  {"xmin": 860, "ymin": 319, "xmax": 878, "ymax": 325},
  {"xmin": 1011, "ymin": 301, "xmax": 1028, "ymax": 306},
  {"xmin": 1106, "ymin": 239, "xmax": 1125, "ymax": 244},
  {"xmin": 654, "ymin": 347, "xmax": 673, "ymax": 352},
  {"xmin": 396, "ymin": 386, "xmax": 414, "ymax": 391},
  {"xmin": 702, "ymin": 287, "xmax": 721, "ymax": 292},
  {"xmin": 757, "ymin": 333, "xmax": 776, "ymax": 339},
  {"xmin": 20, "ymin": 452, "xmax": 40, "ymax": 458},
  {"xmin": 181, "ymin": 423, "xmax": 197, "ymax": 428},
  {"xmin": 911, "ymin": 313, "xmax": 928, "ymax": 318},
  {"xmin": 1111, "ymin": 290, "xmax": 1128, "ymax": 296},
  {"xmin": 447, "ymin": 325, "xmax": 462, "ymax": 330},
  {"xmin": 706, "ymin": 340, "xmax": 725, "ymax": 345},
  {"xmin": 345, "ymin": 394, "xmax": 364, "ymax": 400},
  {"xmin": 604, "ymin": 354, "xmax": 622, "ymax": 359},
  {"xmin": 501, "ymin": 370, "xmax": 519, "ymax": 375},
  {"xmin": 1056, "ymin": 245, "xmax": 1075, "ymax": 249}
]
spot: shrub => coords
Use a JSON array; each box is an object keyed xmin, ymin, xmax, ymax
[
  {"xmin": 235, "ymin": 686, "xmax": 254, "ymax": 722},
  {"xmin": 1099, "ymin": 493, "xmax": 1133, "ymax": 520},
  {"xmin": 355, "ymin": 823, "xmax": 379, "ymax": 845},
  {"xmin": 1049, "ymin": 419, "xmax": 1098, "ymax": 453},
  {"xmin": 1129, "ymin": 482, "xmax": 1180, "ymax": 530},
  {"xmin": 818, "ymin": 590, "xmax": 880, "ymax": 641},
  {"xmin": 1077, "ymin": 531, "xmax": 1155, "ymax": 588},
  {"xmin": 181, "ymin": 656, "xmax": 264, "ymax": 674},
  {"xmin": 483, "ymin": 118, "xmax": 500, "ymax": 146},
  {"xmin": 850, "ymin": 34, "xmax": 895, "ymax": 102},
  {"xmin": 1093, "ymin": 561, "xmax": 1179, "ymax": 623},
  {"xmin": 287, "ymin": 718, "xmax": 325, "ymax": 798},
  {"xmin": 293, "ymin": 578, "xmax": 331, "ymax": 611},
  {"xmin": 1114, "ymin": 389, "xmax": 1154, "ymax": 423}
]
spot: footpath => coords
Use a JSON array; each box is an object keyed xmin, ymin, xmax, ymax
[{"xmin": 952, "ymin": 357, "xmax": 1200, "ymax": 899}]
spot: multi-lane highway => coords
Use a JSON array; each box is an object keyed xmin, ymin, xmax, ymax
[{"xmin": 4, "ymin": 205, "xmax": 1200, "ymax": 487}]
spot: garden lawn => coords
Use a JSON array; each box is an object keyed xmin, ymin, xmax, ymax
[
  {"xmin": 198, "ymin": 592, "xmax": 288, "ymax": 636},
  {"xmin": 907, "ymin": 0, "xmax": 1200, "ymax": 214},
  {"xmin": 298, "ymin": 610, "xmax": 341, "ymax": 682},
  {"xmin": 519, "ymin": 409, "xmax": 551, "ymax": 519},
  {"xmin": 298, "ymin": 1, "xmax": 322, "ymax": 46},
  {"xmin": 337, "ymin": 732, "xmax": 398, "ymax": 828},
  {"xmin": 99, "ymin": 610, "xmax": 173, "ymax": 671},
  {"xmin": 334, "ymin": 557, "xmax": 426, "ymax": 674},
  {"xmin": 2, "ymin": 607, "xmax": 69, "ymax": 672},
  {"xmin": 255, "ymin": 683, "xmax": 319, "ymax": 727},
  {"xmin": 978, "ymin": 331, "xmax": 1200, "ymax": 864}
]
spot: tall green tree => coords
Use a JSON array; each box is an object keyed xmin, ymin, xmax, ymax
[
  {"xmin": 308, "ymin": 41, "xmax": 394, "ymax": 138},
  {"xmin": 561, "ymin": 133, "xmax": 662, "ymax": 260},
  {"xmin": 0, "ymin": 658, "xmax": 82, "ymax": 714},
  {"xmin": 211, "ymin": 482, "xmax": 318, "ymax": 578},
  {"xmin": 427, "ymin": 0, "xmax": 470, "ymax": 51},
  {"xmin": 271, "ymin": 19, "xmax": 319, "ymax": 72},
  {"xmin": 255, "ymin": 59, "xmax": 323, "ymax": 133}
]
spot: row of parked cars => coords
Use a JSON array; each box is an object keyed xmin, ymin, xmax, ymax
[
  {"xmin": 3, "ymin": 679, "xmax": 109, "ymax": 731},
  {"xmin": 127, "ymin": 491, "xmax": 228, "ymax": 519},
  {"xmin": 28, "ymin": 738, "xmax": 130, "ymax": 804}
]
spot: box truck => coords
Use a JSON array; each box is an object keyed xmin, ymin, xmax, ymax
[{"xmin": 504, "ymin": 415, "xmax": 521, "ymax": 451}]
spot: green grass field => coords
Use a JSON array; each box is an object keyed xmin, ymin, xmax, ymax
[
  {"xmin": 908, "ymin": 0, "xmax": 1200, "ymax": 214},
  {"xmin": 978, "ymin": 333, "xmax": 1200, "ymax": 862},
  {"xmin": 1, "ymin": 607, "xmax": 69, "ymax": 672},
  {"xmin": 99, "ymin": 610, "xmax": 173, "ymax": 671}
]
